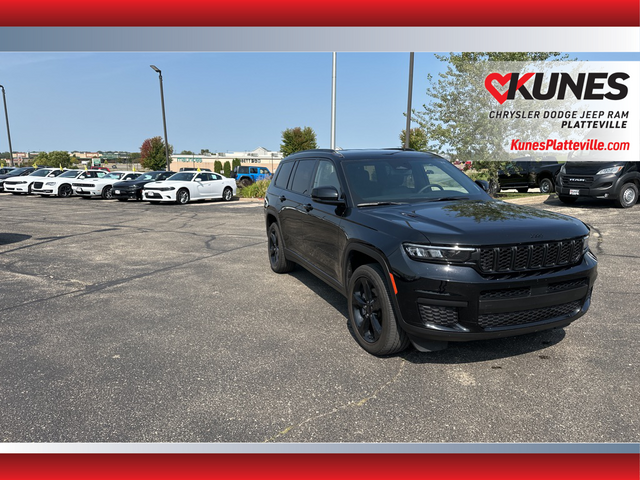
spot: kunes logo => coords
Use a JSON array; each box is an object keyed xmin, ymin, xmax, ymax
[{"xmin": 484, "ymin": 72, "xmax": 629, "ymax": 105}]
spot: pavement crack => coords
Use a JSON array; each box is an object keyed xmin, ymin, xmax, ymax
[{"xmin": 263, "ymin": 359, "xmax": 407, "ymax": 442}]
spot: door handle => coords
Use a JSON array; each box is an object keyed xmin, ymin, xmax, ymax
[
  {"xmin": 279, "ymin": 195, "xmax": 286, "ymax": 202},
  {"xmin": 303, "ymin": 204, "xmax": 313, "ymax": 212}
]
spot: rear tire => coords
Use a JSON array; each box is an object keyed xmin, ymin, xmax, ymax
[
  {"xmin": 222, "ymin": 187, "xmax": 233, "ymax": 201},
  {"xmin": 539, "ymin": 177, "xmax": 554, "ymax": 194},
  {"xmin": 615, "ymin": 183, "xmax": 638, "ymax": 208},
  {"xmin": 267, "ymin": 222, "xmax": 295, "ymax": 273},
  {"xmin": 239, "ymin": 178, "xmax": 252, "ymax": 188},
  {"xmin": 347, "ymin": 264, "xmax": 409, "ymax": 356}
]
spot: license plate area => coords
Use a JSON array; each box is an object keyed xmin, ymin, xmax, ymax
[{"xmin": 569, "ymin": 189, "xmax": 580, "ymax": 196}]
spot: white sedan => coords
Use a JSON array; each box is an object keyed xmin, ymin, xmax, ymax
[
  {"xmin": 32, "ymin": 169, "xmax": 106, "ymax": 197},
  {"xmin": 73, "ymin": 171, "xmax": 140, "ymax": 199},
  {"xmin": 143, "ymin": 171, "xmax": 236, "ymax": 204},
  {"xmin": 3, "ymin": 168, "xmax": 65, "ymax": 194}
]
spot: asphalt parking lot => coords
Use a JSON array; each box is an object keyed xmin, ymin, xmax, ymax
[{"xmin": 0, "ymin": 193, "xmax": 638, "ymax": 443}]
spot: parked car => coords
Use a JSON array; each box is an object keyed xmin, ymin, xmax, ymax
[
  {"xmin": 143, "ymin": 171, "xmax": 236, "ymax": 204},
  {"xmin": 73, "ymin": 171, "xmax": 140, "ymax": 199},
  {"xmin": 494, "ymin": 157, "xmax": 562, "ymax": 194},
  {"xmin": 32, "ymin": 169, "xmax": 107, "ymax": 197},
  {"xmin": 112, "ymin": 170, "xmax": 173, "ymax": 201},
  {"xmin": 556, "ymin": 161, "xmax": 640, "ymax": 208},
  {"xmin": 0, "ymin": 167, "xmax": 16, "ymax": 175},
  {"xmin": 264, "ymin": 149, "xmax": 597, "ymax": 355},
  {"xmin": 231, "ymin": 165, "xmax": 272, "ymax": 187},
  {"xmin": 2, "ymin": 167, "xmax": 66, "ymax": 194},
  {"xmin": 0, "ymin": 167, "xmax": 36, "ymax": 192}
]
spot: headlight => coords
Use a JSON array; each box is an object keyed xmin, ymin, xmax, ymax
[
  {"xmin": 596, "ymin": 166, "xmax": 623, "ymax": 175},
  {"xmin": 45, "ymin": 181, "xmax": 56, "ymax": 186},
  {"xmin": 583, "ymin": 234, "xmax": 591, "ymax": 254},
  {"xmin": 404, "ymin": 243, "xmax": 476, "ymax": 263}
]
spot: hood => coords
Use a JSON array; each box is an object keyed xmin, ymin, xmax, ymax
[
  {"xmin": 362, "ymin": 200, "xmax": 588, "ymax": 246},
  {"xmin": 114, "ymin": 179, "xmax": 150, "ymax": 188},
  {"xmin": 562, "ymin": 161, "xmax": 626, "ymax": 176}
]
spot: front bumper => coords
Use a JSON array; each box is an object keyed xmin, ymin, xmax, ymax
[
  {"xmin": 392, "ymin": 252, "xmax": 597, "ymax": 342},
  {"xmin": 557, "ymin": 174, "xmax": 619, "ymax": 199},
  {"xmin": 143, "ymin": 190, "xmax": 176, "ymax": 202},
  {"xmin": 3, "ymin": 183, "xmax": 28, "ymax": 193},
  {"xmin": 113, "ymin": 188, "xmax": 140, "ymax": 200},
  {"xmin": 74, "ymin": 187, "xmax": 102, "ymax": 197}
]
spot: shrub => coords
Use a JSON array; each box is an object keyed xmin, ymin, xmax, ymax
[{"xmin": 239, "ymin": 179, "xmax": 270, "ymax": 198}]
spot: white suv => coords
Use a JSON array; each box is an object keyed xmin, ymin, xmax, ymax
[{"xmin": 73, "ymin": 171, "xmax": 140, "ymax": 199}]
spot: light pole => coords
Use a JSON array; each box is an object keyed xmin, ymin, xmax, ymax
[
  {"xmin": 150, "ymin": 65, "xmax": 170, "ymax": 171},
  {"xmin": 404, "ymin": 53, "xmax": 415, "ymax": 149},
  {"xmin": 0, "ymin": 85, "xmax": 14, "ymax": 166}
]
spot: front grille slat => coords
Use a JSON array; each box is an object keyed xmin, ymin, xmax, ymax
[
  {"xmin": 478, "ymin": 301, "xmax": 581, "ymax": 328},
  {"xmin": 478, "ymin": 238, "xmax": 585, "ymax": 274},
  {"xmin": 418, "ymin": 304, "xmax": 459, "ymax": 327}
]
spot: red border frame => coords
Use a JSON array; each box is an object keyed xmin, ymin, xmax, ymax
[{"xmin": 0, "ymin": 0, "xmax": 638, "ymax": 27}]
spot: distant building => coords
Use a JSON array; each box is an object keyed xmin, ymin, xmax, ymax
[{"xmin": 170, "ymin": 147, "xmax": 283, "ymax": 173}]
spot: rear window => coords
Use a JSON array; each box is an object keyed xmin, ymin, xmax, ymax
[
  {"xmin": 274, "ymin": 162, "xmax": 295, "ymax": 189},
  {"xmin": 290, "ymin": 160, "xmax": 317, "ymax": 195}
]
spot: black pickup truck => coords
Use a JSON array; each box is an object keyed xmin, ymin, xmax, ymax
[{"xmin": 494, "ymin": 157, "xmax": 562, "ymax": 194}]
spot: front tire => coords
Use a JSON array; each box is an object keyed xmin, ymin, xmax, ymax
[
  {"xmin": 347, "ymin": 264, "xmax": 409, "ymax": 356},
  {"xmin": 267, "ymin": 222, "xmax": 295, "ymax": 273},
  {"xmin": 102, "ymin": 185, "xmax": 113, "ymax": 199},
  {"xmin": 176, "ymin": 188, "xmax": 190, "ymax": 204},
  {"xmin": 222, "ymin": 187, "xmax": 233, "ymax": 201},
  {"xmin": 539, "ymin": 177, "xmax": 554, "ymax": 194},
  {"xmin": 615, "ymin": 182, "xmax": 638, "ymax": 208},
  {"xmin": 58, "ymin": 184, "xmax": 73, "ymax": 197}
]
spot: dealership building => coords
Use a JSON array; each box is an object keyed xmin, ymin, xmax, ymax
[{"xmin": 170, "ymin": 147, "xmax": 283, "ymax": 173}]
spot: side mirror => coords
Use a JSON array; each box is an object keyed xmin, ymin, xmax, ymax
[
  {"xmin": 312, "ymin": 186, "xmax": 343, "ymax": 204},
  {"xmin": 475, "ymin": 179, "xmax": 490, "ymax": 192}
]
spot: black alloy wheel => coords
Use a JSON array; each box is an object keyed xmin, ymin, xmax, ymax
[
  {"xmin": 59, "ymin": 184, "xmax": 73, "ymax": 197},
  {"xmin": 102, "ymin": 185, "xmax": 113, "ymax": 199},
  {"xmin": 267, "ymin": 223, "xmax": 295, "ymax": 273},
  {"xmin": 347, "ymin": 264, "xmax": 409, "ymax": 355}
]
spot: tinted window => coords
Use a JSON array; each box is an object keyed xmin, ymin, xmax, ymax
[
  {"xmin": 290, "ymin": 160, "xmax": 317, "ymax": 195},
  {"xmin": 313, "ymin": 160, "xmax": 341, "ymax": 192},
  {"xmin": 274, "ymin": 162, "xmax": 294, "ymax": 189}
]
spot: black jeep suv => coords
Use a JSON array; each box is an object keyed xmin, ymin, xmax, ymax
[{"xmin": 264, "ymin": 149, "xmax": 597, "ymax": 355}]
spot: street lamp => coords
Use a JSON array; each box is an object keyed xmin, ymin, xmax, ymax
[
  {"xmin": 0, "ymin": 85, "xmax": 14, "ymax": 166},
  {"xmin": 150, "ymin": 65, "xmax": 170, "ymax": 171}
]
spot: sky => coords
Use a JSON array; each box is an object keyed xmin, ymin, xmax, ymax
[{"xmin": 0, "ymin": 51, "xmax": 638, "ymax": 154}]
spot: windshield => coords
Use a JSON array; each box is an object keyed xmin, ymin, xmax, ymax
[
  {"xmin": 30, "ymin": 169, "xmax": 55, "ymax": 177},
  {"xmin": 166, "ymin": 172, "xmax": 195, "ymax": 182},
  {"xmin": 343, "ymin": 157, "xmax": 486, "ymax": 205},
  {"xmin": 7, "ymin": 168, "xmax": 31, "ymax": 176}
]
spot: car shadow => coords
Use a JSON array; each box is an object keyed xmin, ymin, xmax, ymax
[
  {"xmin": 544, "ymin": 195, "xmax": 617, "ymax": 209},
  {"xmin": 288, "ymin": 267, "xmax": 568, "ymax": 364},
  {"xmin": 0, "ymin": 233, "xmax": 32, "ymax": 246}
]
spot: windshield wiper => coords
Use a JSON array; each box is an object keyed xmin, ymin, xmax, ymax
[
  {"xmin": 357, "ymin": 201, "xmax": 408, "ymax": 207},
  {"xmin": 421, "ymin": 196, "xmax": 470, "ymax": 203}
]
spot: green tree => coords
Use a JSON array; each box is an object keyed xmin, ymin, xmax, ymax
[
  {"xmin": 180, "ymin": 150, "xmax": 194, "ymax": 155},
  {"xmin": 32, "ymin": 151, "xmax": 49, "ymax": 166},
  {"xmin": 280, "ymin": 126, "xmax": 318, "ymax": 157},
  {"xmin": 140, "ymin": 136, "xmax": 173, "ymax": 171},
  {"xmin": 48, "ymin": 151, "xmax": 73, "ymax": 169},
  {"xmin": 129, "ymin": 152, "xmax": 141, "ymax": 161},
  {"xmin": 214, "ymin": 160, "xmax": 222, "ymax": 173},
  {"xmin": 414, "ymin": 52, "xmax": 569, "ymax": 180},
  {"xmin": 398, "ymin": 128, "xmax": 430, "ymax": 151},
  {"xmin": 232, "ymin": 158, "xmax": 242, "ymax": 171},
  {"xmin": 200, "ymin": 148, "xmax": 211, "ymax": 155},
  {"xmin": 223, "ymin": 161, "xmax": 231, "ymax": 177}
]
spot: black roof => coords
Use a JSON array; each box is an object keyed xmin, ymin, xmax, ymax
[{"xmin": 283, "ymin": 148, "xmax": 445, "ymax": 162}]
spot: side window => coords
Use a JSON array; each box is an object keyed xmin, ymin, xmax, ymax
[
  {"xmin": 195, "ymin": 173, "xmax": 205, "ymax": 181},
  {"xmin": 290, "ymin": 160, "xmax": 317, "ymax": 196},
  {"xmin": 313, "ymin": 160, "xmax": 341, "ymax": 192},
  {"xmin": 274, "ymin": 162, "xmax": 295, "ymax": 189},
  {"xmin": 211, "ymin": 173, "xmax": 222, "ymax": 180}
]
